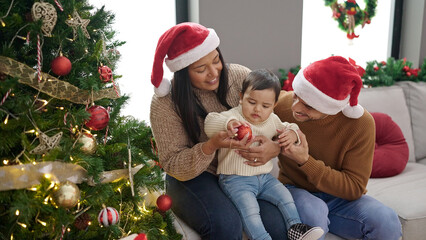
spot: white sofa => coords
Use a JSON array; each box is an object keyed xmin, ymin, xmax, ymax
[{"xmin": 172, "ymin": 81, "xmax": 426, "ymax": 240}]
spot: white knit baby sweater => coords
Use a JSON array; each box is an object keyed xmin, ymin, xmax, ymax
[{"xmin": 205, "ymin": 105, "xmax": 299, "ymax": 176}]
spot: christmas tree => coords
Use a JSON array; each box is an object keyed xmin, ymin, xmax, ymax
[{"xmin": 0, "ymin": 0, "xmax": 181, "ymax": 239}]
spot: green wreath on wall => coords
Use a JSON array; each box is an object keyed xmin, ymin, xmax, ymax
[{"xmin": 324, "ymin": 0, "xmax": 377, "ymax": 39}]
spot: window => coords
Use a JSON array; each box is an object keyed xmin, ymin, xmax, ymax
[
  {"xmin": 301, "ymin": 0, "xmax": 394, "ymax": 68},
  {"xmin": 90, "ymin": 0, "xmax": 176, "ymax": 123}
]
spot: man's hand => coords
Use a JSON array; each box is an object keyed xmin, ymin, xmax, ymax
[
  {"xmin": 281, "ymin": 130, "xmax": 310, "ymax": 166},
  {"xmin": 236, "ymin": 135, "xmax": 280, "ymax": 166}
]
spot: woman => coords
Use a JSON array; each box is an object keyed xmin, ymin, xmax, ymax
[{"xmin": 149, "ymin": 22, "xmax": 283, "ymax": 239}]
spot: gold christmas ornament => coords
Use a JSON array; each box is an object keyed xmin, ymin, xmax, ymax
[
  {"xmin": 30, "ymin": 131, "xmax": 63, "ymax": 155},
  {"xmin": 31, "ymin": 2, "xmax": 57, "ymax": 37},
  {"xmin": 52, "ymin": 181, "xmax": 80, "ymax": 208},
  {"xmin": 65, "ymin": 11, "xmax": 91, "ymax": 40},
  {"xmin": 78, "ymin": 132, "xmax": 97, "ymax": 154}
]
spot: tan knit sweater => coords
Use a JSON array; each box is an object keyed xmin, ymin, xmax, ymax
[
  {"xmin": 275, "ymin": 91, "xmax": 376, "ymax": 201},
  {"xmin": 205, "ymin": 105, "xmax": 299, "ymax": 176},
  {"xmin": 150, "ymin": 64, "xmax": 251, "ymax": 181}
]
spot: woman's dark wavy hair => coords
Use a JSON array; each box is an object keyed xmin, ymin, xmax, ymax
[{"xmin": 171, "ymin": 48, "xmax": 231, "ymax": 144}]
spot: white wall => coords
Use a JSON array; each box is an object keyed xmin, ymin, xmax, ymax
[{"xmin": 197, "ymin": 0, "xmax": 303, "ymax": 73}]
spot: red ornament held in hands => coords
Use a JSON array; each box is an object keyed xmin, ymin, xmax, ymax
[
  {"xmin": 235, "ymin": 125, "xmax": 252, "ymax": 141},
  {"xmin": 156, "ymin": 194, "xmax": 172, "ymax": 212},
  {"xmin": 51, "ymin": 56, "xmax": 72, "ymax": 76},
  {"xmin": 98, "ymin": 65, "xmax": 113, "ymax": 83},
  {"xmin": 85, "ymin": 105, "xmax": 110, "ymax": 130}
]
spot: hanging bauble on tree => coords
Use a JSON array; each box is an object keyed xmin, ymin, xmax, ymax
[
  {"xmin": 156, "ymin": 194, "xmax": 172, "ymax": 212},
  {"xmin": 98, "ymin": 65, "xmax": 113, "ymax": 83},
  {"xmin": 52, "ymin": 181, "xmax": 80, "ymax": 209},
  {"xmin": 324, "ymin": 0, "xmax": 377, "ymax": 39},
  {"xmin": 134, "ymin": 233, "xmax": 148, "ymax": 240},
  {"xmin": 51, "ymin": 55, "xmax": 72, "ymax": 76},
  {"xmin": 98, "ymin": 206, "xmax": 120, "ymax": 227},
  {"xmin": 74, "ymin": 212, "xmax": 91, "ymax": 230},
  {"xmin": 78, "ymin": 132, "xmax": 97, "ymax": 154},
  {"xmin": 85, "ymin": 105, "xmax": 110, "ymax": 130}
]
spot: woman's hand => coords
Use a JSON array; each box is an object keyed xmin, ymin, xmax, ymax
[
  {"xmin": 202, "ymin": 130, "xmax": 252, "ymax": 155},
  {"xmin": 235, "ymin": 135, "xmax": 280, "ymax": 166}
]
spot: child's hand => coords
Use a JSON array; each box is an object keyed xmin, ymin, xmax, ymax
[
  {"xmin": 277, "ymin": 128, "xmax": 298, "ymax": 150},
  {"xmin": 227, "ymin": 120, "xmax": 249, "ymax": 138}
]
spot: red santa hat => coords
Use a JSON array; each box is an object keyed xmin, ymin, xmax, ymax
[
  {"xmin": 292, "ymin": 56, "xmax": 364, "ymax": 119},
  {"xmin": 151, "ymin": 22, "xmax": 220, "ymax": 97}
]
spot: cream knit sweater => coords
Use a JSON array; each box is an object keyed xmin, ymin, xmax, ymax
[
  {"xmin": 205, "ymin": 105, "xmax": 299, "ymax": 176},
  {"xmin": 150, "ymin": 64, "xmax": 251, "ymax": 181}
]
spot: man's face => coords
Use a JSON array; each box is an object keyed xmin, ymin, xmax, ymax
[{"xmin": 291, "ymin": 93, "xmax": 328, "ymax": 122}]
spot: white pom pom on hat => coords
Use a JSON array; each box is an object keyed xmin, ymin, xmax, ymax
[
  {"xmin": 151, "ymin": 22, "xmax": 220, "ymax": 97},
  {"xmin": 292, "ymin": 56, "xmax": 364, "ymax": 119}
]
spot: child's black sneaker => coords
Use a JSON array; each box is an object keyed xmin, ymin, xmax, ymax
[{"xmin": 287, "ymin": 223, "xmax": 324, "ymax": 240}]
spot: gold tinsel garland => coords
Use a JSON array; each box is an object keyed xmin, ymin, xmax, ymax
[
  {"xmin": 0, "ymin": 56, "xmax": 120, "ymax": 104},
  {"xmin": 0, "ymin": 161, "xmax": 144, "ymax": 191}
]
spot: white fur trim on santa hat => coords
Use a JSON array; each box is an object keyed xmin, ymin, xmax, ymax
[
  {"xmin": 154, "ymin": 77, "xmax": 171, "ymax": 97},
  {"xmin": 293, "ymin": 69, "xmax": 350, "ymax": 115},
  {"xmin": 165, "ymin": 29, "xmax": 220, "ymax": 72},
  {"xmin": 342, "ymin": 104, "xmax": 364, "ymax": 118}
]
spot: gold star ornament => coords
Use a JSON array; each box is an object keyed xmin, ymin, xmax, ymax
[
  {"xmin": 30, "ymin": 131, "xmax": 63, "ymax": 155},
  {"xmin": 65, "ymin": 11, "xmax": 90, "ymax": 40}
]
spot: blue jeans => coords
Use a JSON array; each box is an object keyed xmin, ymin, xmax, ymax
[
  {"xmin": 219, "ymin": 174, "xmax": 300, "ymax": 240},
  {"xmin": 287, "ymin": 185, "xmax": 402, "ymax": 240},
  {"xmin": 166, "ymin": 172, "xmax": 287, "ymax": 240}
]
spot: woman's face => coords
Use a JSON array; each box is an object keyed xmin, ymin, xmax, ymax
[{"xmin": 188, "ymin": 50, "xmax": 223, "ymax": 91}]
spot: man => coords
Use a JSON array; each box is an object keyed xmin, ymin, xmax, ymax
[{"xmin": 273, "ymin": 56, "xmax": 402, "ymax": 239}]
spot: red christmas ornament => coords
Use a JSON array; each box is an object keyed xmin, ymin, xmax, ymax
[
  {"xmin": 135, "ymin": 233, "xmax": 148, "ymax": 240},
  {"xmin": 156, "ymin": 194, "xmax": 172, "ymax": 212},
  {"xmin": 374, "ymin": 66, "xmax": 379, "ymax": 71},
  {"xmin": 98, "ymin": 65, "xmax": 113, "ymax": 83},
  {"xmin": 51, "ymin": 56, "xmax": 72, "ymax": 76},
  {"xmin": 235, "ymin": 125, "xmax": 253, "ymax": 141},
  {"xmin": 402, "ymin": 66, "xmax": 410, "ymax": 72},
  {"xmin": 410, "ymin": 68, "xmax": 420, "ymax": 77},
  {"xmin": 98, "ymin": 206, "xmax": 119, "ymax": 227},
  {"xmin": 85, "ymin": 105, "xmax": 110, "ymax": 131},
  {"xmin": 380, "ymin": 61, "xmax": 387, "ymax": 66},
  {"xmin": 282, "ymin": 72, "xmax": 295, "ymax": 91}
]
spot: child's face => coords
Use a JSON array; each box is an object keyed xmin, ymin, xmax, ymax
[{"xmin": 240, "ymin": 87, "xmax": 276, "ymax": 124}]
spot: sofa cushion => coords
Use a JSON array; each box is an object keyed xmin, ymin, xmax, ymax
[
  {"xmin": 367, "ymin": 162, "xmax": 426, "ymax": 240},
  {"xmin": 395, "ymin": 81, "xmax": 426, "ymax": 161},
  {"xmin": 358, "ymin": 86, "xmax": 416, "ymax": 162},
  {"xmin": 370, "ymin": 112, "xmax": 409, "ymax": 178}
]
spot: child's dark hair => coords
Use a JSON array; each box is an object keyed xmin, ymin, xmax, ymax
[{"xmin": 241, "ymin": 69, "xmax": 281, "ymax": 102}]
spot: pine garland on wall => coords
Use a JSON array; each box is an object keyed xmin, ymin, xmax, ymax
[{"xmin": 279, "ymin": 57, "xmax": 426, "ymax": 89}]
